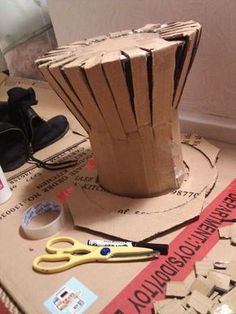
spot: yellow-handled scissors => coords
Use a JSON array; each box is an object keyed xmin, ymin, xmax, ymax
[{"xmin": 33, "ymin": 236, "xmax": 157, "ymax": 274}]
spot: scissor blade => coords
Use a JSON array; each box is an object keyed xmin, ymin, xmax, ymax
[{"xmin": 109, "ymin": 251, "xmax": 159, "ymax": 262}]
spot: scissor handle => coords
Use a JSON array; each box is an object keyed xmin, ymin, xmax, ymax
[
  {"xmin": 45, "ymin": 236, "xmax": 89, "ymax": 254},
  {"xmin": 32, "ymin": 250, "xmax": 101, "ymax": 274},
  {"xmin": 33, "ymin": 253, "xmax": 78, "ymax": 274}
]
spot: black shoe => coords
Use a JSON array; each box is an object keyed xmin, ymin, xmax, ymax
[
  {"xmin": 0, "ymin": 101, "xmax": 10, "ymax": 123},
  {"xmin": 7, "ymin": 87, "xmax": 69, "ymax": 152}
]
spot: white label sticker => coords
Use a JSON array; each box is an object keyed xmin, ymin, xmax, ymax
[{"xmin": 44, "ymin": 277, "xmax": 97, "ymax": 314}]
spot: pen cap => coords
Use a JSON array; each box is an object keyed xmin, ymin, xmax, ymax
[{"xmin": 0, "ymin": 166, "xmax": 12, "ymax": 204}]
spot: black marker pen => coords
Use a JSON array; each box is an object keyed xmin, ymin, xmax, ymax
[{"xmin": 87, "ymin": 239, "xmax": 169, "ymax": 255}]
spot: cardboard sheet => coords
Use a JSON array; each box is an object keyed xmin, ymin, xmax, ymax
[
  {"xmin": 67, "ymin": 136, "xmax": 219, "ymax": 241},
  {"xmin": 0, "ymin": 139, "xmax": 235, "ymax": 314},
  {"xmin": 0, "ymin": 94, "xmax": 235, "ymax": 314}
]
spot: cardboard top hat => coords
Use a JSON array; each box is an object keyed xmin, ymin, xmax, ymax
[{"xmin": 36, "ymin": 20, "xmax": 202, "ymax": 197}]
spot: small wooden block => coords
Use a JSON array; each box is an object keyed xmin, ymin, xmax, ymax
[
  {"xmin": 187, "ymin": 290, "xmax": 214, "ymax": 314},
  {"xmin": 195, "ymin": 259, "xmax": 214, "ymax": 277},
  {"xmin": 226, "ymin": 261, "xmax": 236, "ymax": 282},
  {"xmin": 159, "ymin": 299, "xmax": 185, "ymax": 314},
  {"xmin": 189, "ymin": 276, "xmax": 215, "ymax": 296},
  {"xmin": 218, "ymin": 225, "xmax": 232, "ymax": 239},
  {"xmin": 207, "ymin": 270, "xmax": 231, "ymax": 292},
  {"xmin": 219, "ymin": 286, "xmax": 236, "ymax": 303},
  {"xmin": 166, "ymin": 281, "xmax": 189, "ymax": 298}
]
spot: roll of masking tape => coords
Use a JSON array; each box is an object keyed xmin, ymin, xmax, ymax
[{"xmin": 21, "ymin": 201, "xmax": 65, "ymax": 240}]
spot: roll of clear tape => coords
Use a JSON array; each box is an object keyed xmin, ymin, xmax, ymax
[{"xmin": 21, "ymin": 201, "xmax": 65, "ymax": 240}]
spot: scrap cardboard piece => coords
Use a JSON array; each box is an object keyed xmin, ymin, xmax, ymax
[
  {"xmin": 194, "ymin": 258, "xmax": 214, "ymax": 277},
  {"xmin": 207, "ymin": 270, "xmax": 231, "ymax": 292},
  {"xmin": 158, "ymin": 299, "xmax": 186, "ymax": 314},
  {"xmin": 218, "ymin": 225, "xmax": 232, "ymax": 239},
  {"xmin": 219, "ymin": 286, "xmax": 236, "ymax": 303},
  {"xmin": 154, "ymin": 299, "xmax": 174, "ymax": 313},
  {"xmin": 67, "ymin": 136, "xmax": 219, "ymax": 241},
  {"xmin": 230, "ymin": 224, "xmax": 236, "ymax": 245},
  {"xmin": 218, "ymin": 224, "xmax": 236, "ymax": 245},
  {"xmin": 187, "ymin": 290, "xmax": 214, "ymax": 314},
  {"xmin": 153, "ymin": 255, "xmax": 236, "ymax": 314},
  {"xmin": 37, "ymin": 21, "xmax": 201, "ymax": 197},
  {"xmin": 189, "ymin": 276, "xmax": 215, "ymax": 297},
  {"xmin": 165, "ymin": 281, "xmax": 189, "ymax": 298},
  {"xmin": 225, "ymin": 261, "xmax": 236, "ymax": 282},
  {"xmin": 209, "ymin": 291, "xmax": 221, "ymax": 305},
  {"xmin": 159, "ymin": 280, "xmax": 236, "ymax": 314}
]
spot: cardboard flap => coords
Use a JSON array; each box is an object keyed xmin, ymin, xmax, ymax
[
  {"xmin": 151, "ymin": 43, "xmax": 177, "ymax": 126},
  {"xmin": 101, "ymin": 51, "xmax": 137, "ymax": 133},
  {"xmin": 64, "ymin": 65, "xmax": 108, "ymax": 132},
  {"xmin": 83, "ymin": 54, "xmax": 127, "ymax": 140},
  {"xmin": 122, "ymin": 47, "xmax": 151, "ymax": 127},
  {"xmin": 38, "ymin": 63, "xmax": 90, "ymax": 133}
]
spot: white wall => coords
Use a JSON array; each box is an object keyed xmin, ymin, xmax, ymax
[{"xmin": 48, "ymin": 0, "xmax": 236, "ymax": 142}]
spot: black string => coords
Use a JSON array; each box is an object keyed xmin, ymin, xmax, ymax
[{"xmin": 28, "ymin": 155, "xmax": 78, "ymax": 170}]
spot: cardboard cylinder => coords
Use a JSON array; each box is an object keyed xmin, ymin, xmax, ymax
[
  {"xmin": 36, "ymin": 21, "xmax": 201, "ymax": 197},
  {"xmin": 89, "ymin": 110, "xmax": 185, "ymax": 197}
]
